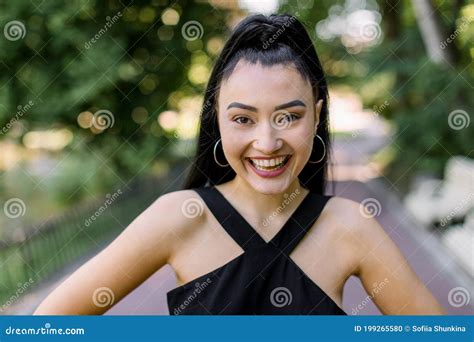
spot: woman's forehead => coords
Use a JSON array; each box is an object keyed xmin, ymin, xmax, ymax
[{"xmin": 219, "ymin": 61, "xmax": 312, "ymax": 105}]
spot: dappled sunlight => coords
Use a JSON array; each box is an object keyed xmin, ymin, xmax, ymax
[{"xmin": 23, "ymin": 129, "xmax": 73, "ymax": 151}]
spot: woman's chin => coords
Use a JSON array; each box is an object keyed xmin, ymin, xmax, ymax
[{"xmin": 245, "ymin": 176, "xmax": 294, "ymax": 195}]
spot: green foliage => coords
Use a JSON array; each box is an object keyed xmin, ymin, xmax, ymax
[
  {"xmin": 0, "ymin": 0, "xmax": 230, "ymax": 176},
  {"xmin": 281, "ymin": 0, "xmax": 473, "ymax": 183},
  {"xmin": 363, "ymin": 1, "xmax": 474, "ymax": 179}
]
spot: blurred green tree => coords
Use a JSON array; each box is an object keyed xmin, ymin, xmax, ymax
[
  {"xmin": 280, "ymin": 0, "xmax": 473, "ymax": 186},
  {"xmin": 0, "ymin": 0, "xmax": 233, "ymax": 180}
]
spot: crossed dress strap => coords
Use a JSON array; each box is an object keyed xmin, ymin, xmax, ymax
[
  {"xmin": 193, "ymin": 186, "xmax": 331, "ymax": 255},
  {"xmin": 193, "ymin": 186, "xmax": 267, "ymax": 251},
  {"xmin": 268, "ymin": 192, "xmax": 332, "ymax": 255}
]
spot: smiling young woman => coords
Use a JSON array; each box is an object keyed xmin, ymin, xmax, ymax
[{"xmin": 33, "ymin": 13, "xmax": 446, "ymax": 316}]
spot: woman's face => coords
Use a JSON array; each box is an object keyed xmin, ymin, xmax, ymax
[{"xmin": 217, "ymin": 60, "xmax": 323, "ymax": 194}]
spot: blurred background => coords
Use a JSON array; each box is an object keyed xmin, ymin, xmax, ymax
[{"xmin": 0, "ymin": 0, "xmax": 472, "ymax": 315}]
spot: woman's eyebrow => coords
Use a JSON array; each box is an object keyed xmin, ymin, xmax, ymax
[
  {"xmin": 274, "ymin": 99, "xmax": 306, "ymax": 111},
  {"xmin": 227, "ymin": 102, "xmax": 258, "ymax": 112},
  {"xmin": 226, "ymin": 99, "xmax": 306, "ymax": 112}
]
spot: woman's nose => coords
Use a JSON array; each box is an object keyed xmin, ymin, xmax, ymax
[{"xmin": 253, "ymin": 123, "xmax": 283, "ymax": 154}]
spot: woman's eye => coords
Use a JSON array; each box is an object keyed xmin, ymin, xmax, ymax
[
  {"xmin": 276, "ymin": 113, "xmax": 300, "ymax": 124},
  {"xmin": 234, "ymin": 116, "xmax": 251, "ymax": 125},
  {"xmin": 233, "ymin": 113, "xmax": 299, "ymax": 125}
]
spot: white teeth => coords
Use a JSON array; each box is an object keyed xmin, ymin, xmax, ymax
[
  {"xmin": 248, "ymin": 156, "xmax": 290, "ymax": 171},
  {"xmin": 250, "ymin": 156, "xmax": 286, "ymax": 167}
]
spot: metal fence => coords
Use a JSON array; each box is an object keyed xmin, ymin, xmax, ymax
[{"xmin": 0, "ymin": 162, "xmax": 187, "ymax": 307}]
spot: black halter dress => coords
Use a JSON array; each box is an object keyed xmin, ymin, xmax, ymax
[{"xmin": 167, "ymin": 186, "xmax": 347, "ymax": 315}]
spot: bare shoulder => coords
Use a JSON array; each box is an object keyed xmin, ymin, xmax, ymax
[
  {"xmin": 154, "ymin": 189, "xmax": 208, "ymax": 248},
  {"xmin": 322, "ymin": 196, "xmax": 385, "ymax": 274},
  {"xmin": 324, "ymin": 196, "xmax": 445, "ymax": 314},
  {"xmin": 325, "ymin": 195, "xmax": 384, "ymax": 232},
  {"xmin": 323, "ymin": 196, "xmax": 369, "ymax": 233},
  {"xmin": 156, "ymin": 189, "xmax": 207, "ymax": 225}
]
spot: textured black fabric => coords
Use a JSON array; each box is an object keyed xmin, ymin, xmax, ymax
[{"xmin": 167, "ymin": 186, "xmax": 347, "ymax": 315}]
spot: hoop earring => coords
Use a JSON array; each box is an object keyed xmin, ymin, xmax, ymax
[
  {"xmin": 308, "ymin": 134, "xmax": 326, "ymax": 164},
  {"xmin": 213, "ymin": 138, "xmax": 229, "ymax": 167}
]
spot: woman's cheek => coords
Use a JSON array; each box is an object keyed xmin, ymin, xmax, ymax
[
  {"xmin": 222, "ymin": 130, "xmax": 248, "ymax": 161},
  {"xmin": 289, "ymin": 129, "xmax": 312, "ymax": 152}
]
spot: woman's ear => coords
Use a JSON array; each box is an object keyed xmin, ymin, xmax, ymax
[{"xmin": 314, "ymin": 99, "xmax": 323, "ymax": 130}]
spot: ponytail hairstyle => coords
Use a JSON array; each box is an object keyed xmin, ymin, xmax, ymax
[{"xmin": 182, "ymin": 13, "xmax": 332, "ymax": 195}]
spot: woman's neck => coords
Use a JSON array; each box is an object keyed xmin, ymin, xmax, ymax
[{"xmin": 214, "ymin": 176, "xmax": 309, "ymax": 231}]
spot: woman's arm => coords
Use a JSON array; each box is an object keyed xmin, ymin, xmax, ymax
[
  {"xmin": 346, "ymin": 199, "xmax": 447, "ymax": 315},
  {"xmin": 33, "ymin": 191, "xmax": 185, "ymax": 315}
]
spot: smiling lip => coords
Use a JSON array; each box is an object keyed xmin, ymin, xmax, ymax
[
  {"xmin": 246, "ymin": 154, "xmax": 289, "ymax": 160},
  {"xmin": 246, "ymin": 155, "xmax": 292, "ymax": 178}
]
